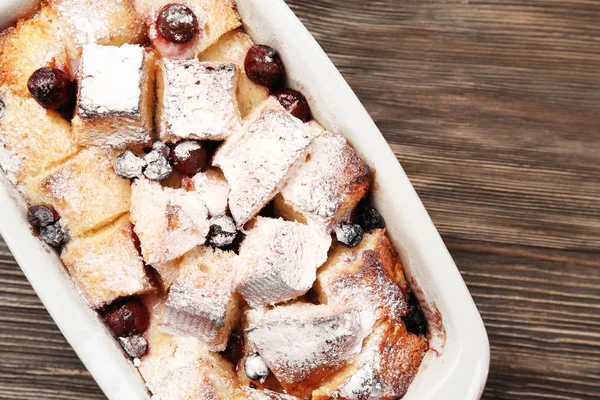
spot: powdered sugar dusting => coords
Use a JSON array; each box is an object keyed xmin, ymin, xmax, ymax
[
  {"xmin": 78, "ymin": 44, "xmax": 144, "ymax": 118},
  {"xmin": 213, "ymin": 98, "xmax": 314, "ymax": 227},
  {"xmin": 246, "ymin": 304, "xmax": 367, "ymax": 388},
  {"xmin": 0, "ymin": 145, "xmax": 21, "ymax": 184},
  {"xmin": 241, "ymin": 387, "xmax": 300, "ymax": 400},
  {"xmin": 160, "ymin": 247, "xmax": 238, "ymax": 351},
  {"xmin": 130, "ymin": 178, "xmax": 209, "ymax": 264},
  {"xmin": 191, "ymin": 169, "xmax": 230, "ymax": 217},
  {"xmin": 42, "ymin": 166, "xmax": 74, "ymax": 200},
  {"xmin": 237, "ymin": 217, "xmax": 331, "ymax": 307},
  {"xmin": 280, "ymin": 122, "xmax": 370, "ymax": 231},
  {"xmin": 317, "ymin": 233, "xmax": 408, "ymax": 324},
  {"xmin": 157, "ymin": 60, "xmax": 241, "ymax": 142}
]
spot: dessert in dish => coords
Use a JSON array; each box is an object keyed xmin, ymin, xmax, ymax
[{"xmin": 0, "ymin": 1, "xmax": 429, "ymax": 398}]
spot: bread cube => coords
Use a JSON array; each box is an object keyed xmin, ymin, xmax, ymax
[
  {"xmin": 315, "ymin": 229, "xmax": 409, "ymax": 325},
  {"xmin": 130, "ymin": 178, "xmax": 209, "ymax": 265},
  {"xmin": 61, "ymin": 214, "xmax": 154, "ymax": 308},
  {"xmin": 241, "ymin": 387, "xmax": 300, "ymax": 400},
  {"xmin": 24, "ymin": 147, "xmax": 131, "ymax": 236},
  {"xmin": 156, "ymin": 59, "xmax": 241, "ymax": 143},
  {"xmin": 0, "ymin": 6, "xmax": 71, "ymax": 97},
  {"xmin": 160, "ymin": 246, "xmax": 240, "ymax": 351},
  {"xmin": 246, "ymin": 303, "xmax": 368, "ymax": 396},
  {"xmin": 188, "ymin": 168, "xmax": 230, "ymax": 217},
  {"xmin": 236, "ymin": 217, "xmax": 331, "ymax": 308},
  {"xmin": 213, "ymin": 98, "xmax": 315, "ymax": 227},
  {"xmin": 312, "ymin": 321, "xmax": 427, "ymax": 400},
  {"xmin": 199, "ymin": 29, "xmax": 269, "ymax": 117},
  {"xmin": 72, "ymin": 44, "xmax": 155, "ymax": 150},
  {"xmin": 47, "ymin": 0, "xmax": 145, "ymax": 64},
  {"xmin": 135, "ymin": 0, "xmax": 241, "ymax": 59},
  {"xmin": 0, "ymin": 89, "xmax": 78, "ymax": 185},
  {"xmin": 139, "ymin": 295, "xmax": 240, "ymax": 400},
  {"xmin": 275, "ymin": 122, "xmax": 371, "ymax": 232}
]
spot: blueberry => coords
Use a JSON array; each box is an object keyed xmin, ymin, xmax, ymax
[
  {"xmin": 403, "ymin": 292, "xmax": 428, "ymax": 336},
  {"xmin": 119, "ymin": 335, "xmax": 148, "ymax": 358},
  {"xmin": 335, "ymin": 223, "xmax": 364, "ymax": 248},
  {"xmin": 221, "ymin": 331, "xmax": 244, "ymax": 366},
  {"xmin": 355, "ymin": 203, "xmax": 385, "ymax": 231},
  {"xmin": 39, "ymin": 222, "xmax": 69, "ymax": 248},
  {"xmin": 27, "ymin": 204, "xmax": 58, "ymax": 228},
  {"xmin": 244, "ymin": 353, "xmax": 270, "ymax": 383},
  {"xmin": 114, "ymin": 151, "xmax": 146, "ymax": 179},
  {"xmin": 206, "ymin": 215, "xmax": 238, "ymax": 249}
]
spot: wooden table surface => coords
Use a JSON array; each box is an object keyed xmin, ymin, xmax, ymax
[{"xmin": 1, "ymin": 0, "xmax": 599, "ymax": 399}]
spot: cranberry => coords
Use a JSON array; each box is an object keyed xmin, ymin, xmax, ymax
[
  {"xmin": 157, "ymin": 3, "xmax": 199, "ymax": 44},
  {"xmin": 335, "ymin": 223, "xmax": 364, "ymax": 248},
  {"xmin": 221, "ymin": 331, "xmax": 244, "ymax": 366},
  {"xmin": 27, "ymin": 204, "xmax": 58, "ymax": 228},
  {"xmin": 245, "ymin": 45, "xmax": 285, "ymax": 88},
  {"xmin": 27, "ymin": 67, "xmax": 72, "ymax": 110},
  {"xmin": 244, "ymin": 353, "xmax": 270, "ymax": 383},
  {"xmin": 114, "ymin": 151, "xmax": 146, "ymax": 179},
  {"xmin": 0, "ymin": 95, "xmax": 5, "ymax": 118},
  {"xmin": 103, "ymin": 298, "xmax": 150, "ymax": 337},
  {"xmin": 403, "ymin": 292, "xmax": 428, "ymax": 336},
  {"xmin": 206, "ymin": 215, "xmax": 237, "ymax": 248},
  {"xmin": 39, "ymin": 222, "xmax": 69, "ymax": 248},
  {"xmin": 273, "ymin": 89, "xmax": 311, "ymax": 122},
  {"xmin": 355, "ymin": 202, "xmax": 385, "ymax": 232},
  {"xmin": 172, "ymin": 140, "xmax": 207, "ymax": 176}
]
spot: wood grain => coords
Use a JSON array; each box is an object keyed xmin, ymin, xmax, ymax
[{"xmin": 1, "ymin": 0, "xmax": 600, "ymax": 398}]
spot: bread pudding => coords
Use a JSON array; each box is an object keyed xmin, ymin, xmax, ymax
[{"xmin": 0, "ymin": 1, "xmax": 429, "ymax": 398}]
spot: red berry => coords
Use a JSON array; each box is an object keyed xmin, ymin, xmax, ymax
[
  {"xmin": 157, "ymin": 3, "xmax": 199, "ymax": 44},
  {"xmin": 172, "ymin": 140, "xmax": 208, "ymax": 176},
  {"xmin": 273, "ymin": 89, "xmax": 311, "ymax": 122},
  {"xmin": 27, "ymin": 204, "xmax": 58, "ymax": 228},
  {"xmin": 103, "ymin": 298, "xmax": 150, "ymax": 337},
  {"xmin": 27, "ymin": 67, "xmax": 72, "ymax": 110},
  {"xmin": 245, "ymin": 45, "xmax": 285, "ymax": 88},
  {"xmin": 221, "ymin": 331, "xmax": 244, "ymax": 367}
]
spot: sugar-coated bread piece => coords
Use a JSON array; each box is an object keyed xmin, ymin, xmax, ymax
[
  {"xmin": 315, "ymin": 229, "xmax": 409, "ymax": 325},
  {"xmin": 0, "ymin": 89, "xmax": 78, "ymax": 185},
  {"xmin": 151, "ymin": 259, "xmax": 182, "ymax": 290},
  {"xmin": 72, "ymin": 44, "xmax": 156, "ymax": 150},
  {"xmin": 236, "ymin": 217, "xmax": 331, "ymax": 307},
  {"xmin": 130, "ymin": 178, "xmax": 210, "ymax": 264},
  {"xmin": 241, "ymin": 387, "xmax": 300, "ymax": 400},
  {"xmin": 156, "ymin": 59, "xmax": 241, "ymax": 143},
  {"xmin": 24, "ymin": 147, "xmax": 130, "ymax": 236},
  {"xmin": 134, "ymin": 0, "xmax": 241, "ymax": 59},
  {"xmin": 199, "ymin": 29, "xmax": 269, "ymax": 117},
  {"xmin": 139, "ymin": 294, "xmax": 241, "ymax": 399},
  {"xmin": 160, "ymin": 246, "xmax": 240, "ymax": 351},
  {"xmin": 47, "ymin": 0, "xmax": 145, "ymax": 65},
  {"xmin": 188, "ymin": 168, "xmax": 230, "ymax": 217},
  {"xmin": 275, "ymin": 121, "xmax": 371, "ymax": 232},
  {"xmin": 312, "ymin": 321, "xmax": 427, "ymax": 400},
  {"xmin": 60, "ymin": 214, "xmax": 154, "ymax": 308},
  {"xmin": 246, "ymin": 303, "xmax": 369, "ymax": 396},
  {"xmin": 213, "ymin": 98, "xmax": 315, "ymax": 227},
  {"xmin": 0, "ymin": 6, "xmax": 71, "ymax": 96}
]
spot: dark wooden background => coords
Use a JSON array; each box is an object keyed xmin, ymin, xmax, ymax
[{"xmin": 1, "ymin": 0, "xmax": 599, "ymax": 398}]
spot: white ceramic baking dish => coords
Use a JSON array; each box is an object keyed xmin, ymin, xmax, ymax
[{"xmin": 0, "ymin": 0, "xmax": 490, "ymax": 399}]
